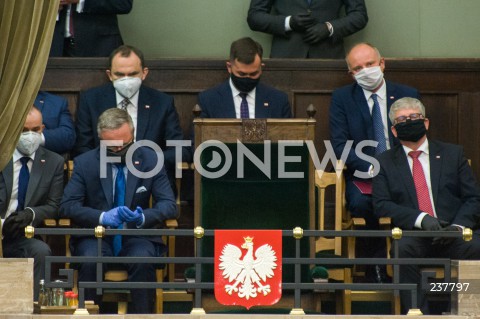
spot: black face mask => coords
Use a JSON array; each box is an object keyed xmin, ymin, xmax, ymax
[
  {"xmin": 231, "ymin": 73, "xmax": 260, "ymax": 93},
  {"xmin": 394, "ymin": 119, "xmax": 427, "ymax": 142},
  {"xmin": 107, "ymin": 142, "xmax": 133, "ymax": 164}
]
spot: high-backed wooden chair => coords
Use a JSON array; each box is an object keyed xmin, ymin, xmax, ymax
[
  {"xmin": 313, "ymin": 162, "xmax": 352, "ymax": 313},
  {"xmin": 314, "ymin": 162, "xmax": 400, "ymax": 314},
  {"xmin": 193, "ymin": 118, "xmax": 316, "ymax": 312}
]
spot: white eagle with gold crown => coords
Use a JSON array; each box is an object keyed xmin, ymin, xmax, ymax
[{"xmin": 219, "ymin": 236, "xmax": 277, "ymax": 299}]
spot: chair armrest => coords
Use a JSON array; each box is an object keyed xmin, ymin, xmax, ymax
[
  {"xmin": 165, "ymin": 219, "xmax": 178, "ymax": 229},
  {"xmin": 43, "ymin": 219, "xmax": 57, "ymax": 227}
]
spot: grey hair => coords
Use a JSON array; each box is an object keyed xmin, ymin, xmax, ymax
[
  {"xmin": 97, "ymin": 108, "xmax": 134, "ymax": 137},
  {"xmin": 389, "ymin": 97, "xmax": 426, "ymax": 123},
  {"xmin": 345, "ymin": 42, "xmax": 382, "ymax": 71}
]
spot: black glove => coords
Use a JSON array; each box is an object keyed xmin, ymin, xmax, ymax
[
  {"xmin": 433, "ymin": 225, "xmax": 462, "ymax": 246},
  {"xmin": 2, "ymin": 209, "xmax": 34, "ymax": 239},
  {"xmin": 303, "ymin": 22, "xmax": 330, "ymax": 44},
  {"xmin": 289, "ymin": 14, "xmax": 315, "ymax": 32},
  {"xmin": 420, "ymin": 215, "xmax": 446, "ymax": 231}
]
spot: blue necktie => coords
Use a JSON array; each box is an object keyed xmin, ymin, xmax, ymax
[
  {"xmin": 239, "ymin": 93, "xmax": 249, "ymax": 119},
  {"xmin": 371, "ymin": 94, "xmax": 387, "ymax": 154},
  {"xmin": 17, "ymin": 157, "xmax": 30, "ymax": 212},
  {"xmin": 113, "ymin": 164, "xmax": 126, "ymax": 256}
]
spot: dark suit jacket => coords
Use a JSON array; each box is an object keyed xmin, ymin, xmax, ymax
[
  {"xmin": 373, "ymin": 140, "xmax": 480, "ymax": 230},
  {"xmin": 198, "ymin": 81, "xmax": 292, "ymax": 118},
  {"xmin": 247, "ymin": 0, "xmax": 368, "ymax": 58},
  {"xmin": 329, "ymin": 81, "xmax": 420, "ymax": 213},
  {"xmin": 75, "ymin": 83, "xmax": 188, "ymax": 168},
  {"xmin": 0, "ymin": 147, "xmax": 64, "ymax": 227},
  {"xmin": 50, "ymin": 0, "xmax": 133, "ymax": 57},
  {"xmin": 35, "ymin": 91, "xmax": 76, "ymax": 154},
  {"xmin": 60, "ymin": 146, "xmax": 177, "ymax": 243}
]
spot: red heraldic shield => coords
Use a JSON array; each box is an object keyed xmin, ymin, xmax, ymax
[{"xmin": 214, "ymin": 229, "xmax": 282, "ymax": 309}]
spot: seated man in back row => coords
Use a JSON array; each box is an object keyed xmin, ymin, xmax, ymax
[
  {"xmin": 61, "ymin": 108, "xmax": 177, "ymax": 313},
  {"xmin": 198, "ymin": 37, "xmax": 292, "ymax": 119},
  {"xmin": 373, "ymin": 97, "xmax": 480, "ymax": 314}
]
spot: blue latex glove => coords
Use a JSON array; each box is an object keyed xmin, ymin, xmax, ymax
[
  {"xmin": 118, "ymin": 206, "xmax": 144, "ymax": 226},
  {"xmin": 101, "ymin": 207, "xmax": 123, "ymax": 227}
]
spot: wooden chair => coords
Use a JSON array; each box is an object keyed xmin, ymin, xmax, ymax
[
  {"xmin": 314, "ymin": 162, "xmax": 400, "ymax": 314},
  {"xmin": 313, "ymin": 162, "xmax": 352, "ymax": 314},
  {"xmin": 193, "ymin": 118, "xmax": 316, "ymax": 312}
]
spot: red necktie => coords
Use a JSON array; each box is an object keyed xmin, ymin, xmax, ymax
[{"xmin": 409, "ymin": 150, "xmax": 435, "ymax": 216}]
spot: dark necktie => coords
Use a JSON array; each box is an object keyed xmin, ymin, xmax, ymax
[
  {"xmin": 121, "ymin": 98, "xmax": 130, "ymax": 110},
  {"xmin": 409, "ymin": 151, "xmax": 435, "ymax": 217},
  {"xmin": 371, "ymin": 94, "xmax": 387, "ymax": 154},
  {"xmin": 113, "ymin": 164, "xmax": 126, "ymax": 256},
  {"xmin": 239, "ymin": 93, "xmax": 249, "ymax": 119},
  {"xmin": 17, "ymin": 157, "xmax": 30, "ymax": 212}
]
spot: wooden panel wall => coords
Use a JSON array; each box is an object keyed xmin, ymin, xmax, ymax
[{"xmin": 42, "ymin": 58, "xmax": 480, "ymax": 177}]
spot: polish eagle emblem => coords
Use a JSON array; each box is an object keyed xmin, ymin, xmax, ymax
[{"xmin": 218, "ymin": 236, "xmax": 277, "ymax": 299}]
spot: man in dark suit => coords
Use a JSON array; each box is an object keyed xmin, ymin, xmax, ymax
[
  {"xmin": 75, "ymin": 45, "xmax": 188, "ymax": 189},
  {"xmin": 247, "ymin": 0, "xmax": 368, "ymax": 58},
  {"xmin": 34, "ymin": 91, "xmax": 76, "ymax": 155},
  {"xmin": 329, "ymin": 42, "xmax": 420, "ymax": 282},
  {"xmin": 199, "ymin": 37, "xmax": 292, "ymax": 119},
  {"xmin": 50, "ymin": 0, "xmax": 133, "ymax": 57},
  {"xmin": 0, "ymin": 107, "xmax": 64, "ymax": 300},
  {"xmin": 373, "ymin": 97, "xmax": 480, "ymax": 314},
  {"xmin": 61, "ymin": 108, "xmax": 177, "ymax": 313}
]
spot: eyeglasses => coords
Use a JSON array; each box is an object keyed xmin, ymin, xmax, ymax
[
  {"xmin": 394, "ymin": 113, "xmax": 424, "ymax": 124},
  {"xmin": 106, "ymin": 140, "xmax": 134, "ymax": 152}
]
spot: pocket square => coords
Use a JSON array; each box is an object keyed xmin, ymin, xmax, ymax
[{"xmin": 136, "ymin": 186, "xmax": 147, "ymax": 193}]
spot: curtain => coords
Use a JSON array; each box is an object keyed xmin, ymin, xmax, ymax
[{"xmin": 0, "ymin": 0, "xmax": 58, "ymax": 171}]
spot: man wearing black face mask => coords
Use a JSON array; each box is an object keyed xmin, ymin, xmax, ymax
[
  {"xmin": 373, "ymin": 97, "xmax": 480, "ymax": 315},
  {"xmin": 198, "ymin": 37, "xmax": 292, "ymax": 119}
]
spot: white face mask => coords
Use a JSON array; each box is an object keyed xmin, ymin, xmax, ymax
[
  {"xmin": 354, "ymin": 66, "xmax": 384, "ymax": 91},
  {"xmin": 17, "ymin": 131, "xmax": 41, "ymax": 156},
  {"xmin": 113, "ymin": 77, "xmax": 142, "ymax": 99}
]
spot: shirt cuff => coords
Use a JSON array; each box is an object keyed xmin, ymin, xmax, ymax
[
  {"xmin": 25, "ymin": 207, "xmax": 36, "ymax": 225},
  {"xmin": 76, "ymin": 0, "xmax": 85, "ymax": 12},
  {"xmin": 326, "ymin": 21, "xmax": 334, "ymax": 37},
  {"xmin": 285, "ymin": 16, "xmax": 292, "ymax": 32},
  {"xmin": 414, "ymin": 212, "xmax": 429, "ymax": 229},
  {"xmin": 99, "ymin": 212, "xmax": 105, "ymax": 225},
  {"xmin": 136, "ymin": 214, "xmax": 145, "ymax": 228}
]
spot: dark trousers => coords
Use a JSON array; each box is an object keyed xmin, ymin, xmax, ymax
[
  {"xmin": 396, "ymin": 230, "xmax": 480, "ymax": 314},
  {"xmin": 3, "ymin": 236, "xmax": 51, "ymax": 301},
  {"xmin": 72, "ymin": 236, "xmax": 163, "ymax": 314}
]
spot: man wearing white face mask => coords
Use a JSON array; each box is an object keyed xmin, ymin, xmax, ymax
[
  {"xmin": 0, "ymin": 107, "xmax": 64, "ymax": 300},
  {"xmin": 75, "ymin": 45, "xmax": 189, "ymax": 190},
  {"xmin": 329, "ymin": 42, "xmax": 420, "ymax": 283}
]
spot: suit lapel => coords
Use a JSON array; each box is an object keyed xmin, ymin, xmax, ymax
[
  {"xmin": 26, "ymin": 149, "xmax": 46, "ymax": 205},
  {"xmin": 125, "ymin": 159, "xmax": 141, "ymax": 208},
  {"xmin": 136, "ymin": 86, "xmax": 150, "ymax": 140},
  {"xmin": 428, "ymin": 140, "xmax": 442, "ymax": 204},
  {"xmin": 254, "ymin": 84, "xmax": 269, "ymax": 118},
  {"xmin": 353, "ymin": 85, "xmax": 373, "ymax": 139},
  {"xmin": 386, "ymin": 82, "xmax": 398, "ymax": 146},
  {"xmin": 3, "ymin": 159, "xmax": 14, "ymax": 209},
  {"xmin": 98, "ymin": 151, "xmax": 114, "ymax": 208},
  {"xmin": 392, "ymin": 145, "xmax": 418, "ymax": 207},
  {"xmin": 220, "ymin": 82, "xmax": 237, "ymax": 118}
]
